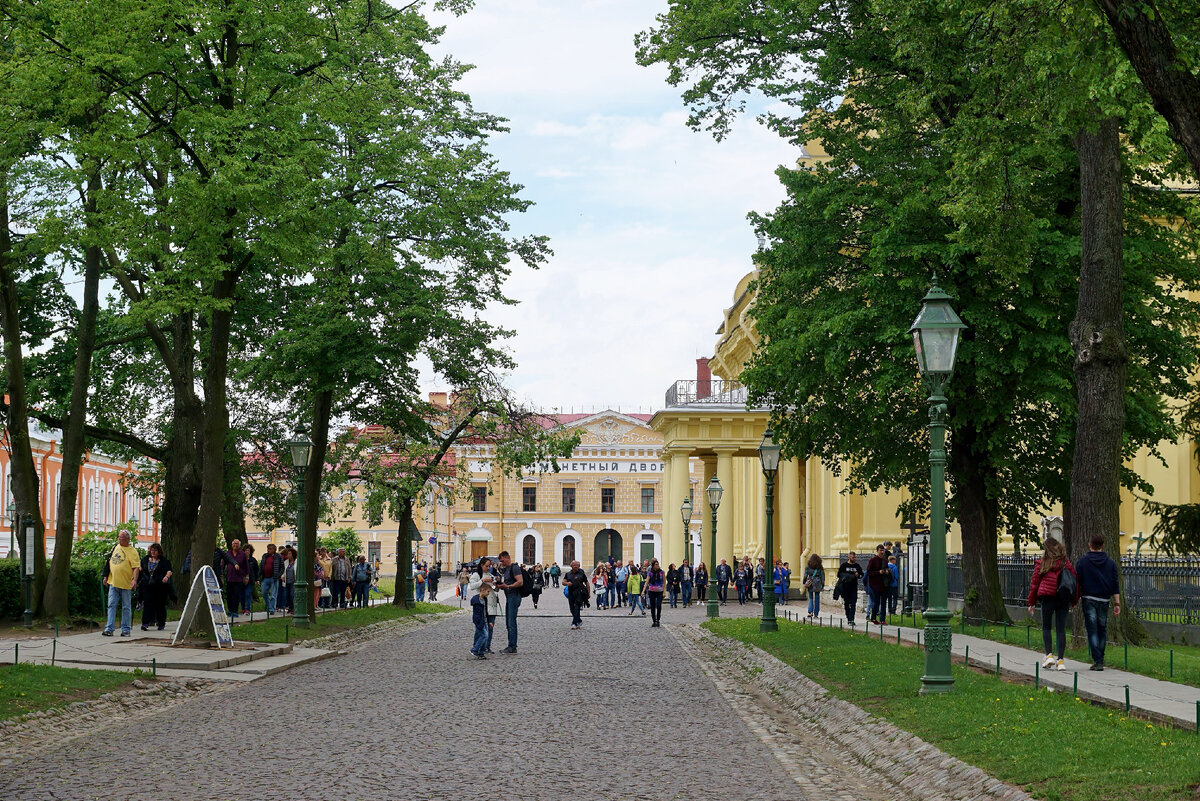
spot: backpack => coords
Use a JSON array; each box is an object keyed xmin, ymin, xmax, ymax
[
  {"xmin": 514, "ymin": 565, "xmax": 534, "ymax": 597},
  {"xmin": 882, "ymin": 566, "xmax": 895, "ymax": 588},
  {"xmin": 1057, "ymin": 566, "xmax": 1077, "ymax": 603}
]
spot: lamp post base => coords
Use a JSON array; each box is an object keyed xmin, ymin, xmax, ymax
[
  {"xmin": 919, "ymin": 606, "xmax": 955, "ymax": 694},
  {"xmin": 707, "ymin": 595, "xmax": 720, "ymax": 619},
  {"xmin": 292, "ymin": 580, "xmax": 311, "ymax": 628}
]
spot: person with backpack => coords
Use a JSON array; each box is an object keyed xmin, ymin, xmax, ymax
[
  {"xmin": 550, "ymin": 562, "xmax": 561, "ymax": 587},
  {"xmin": 414, "ymin": 564, "xmax": 427, "ymax": 602},
  {"xmin": 1027, "ymin": 537, "xmax": 1079, "ymax": 672},
  {"xmin": 803, "ymin": 553, "xmax": 825, "ymax": 619},
  {"xmin": 495, "ymin": 550, "xmax": 525, "ymax": 653},
  {"xmin": 886, "ymin": 555, "xmax": 899, "ymax": 616},
  {"xmin": 351, "ymin": 555, "xmax": 373, "ymax": 608},
  {"xmin": 644, "ymin": 559, "xmax": 666, "ymax": 627},
  {"xmin": 835, "ymin": 552, "xmax": 864, "ymax": 625},
  {"xmin": 564, "ymin": 560, "xmax": 589, "ymax": 629},
  {"xmin": 1075, "ymin": 533, "xmax": 1122, "ymax": 671},
  {"xmin": 427, "ymin": 561, "xmax": 442, "ymax": 602}
]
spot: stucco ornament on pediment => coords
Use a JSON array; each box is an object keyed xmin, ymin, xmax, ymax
[{"xmin": 576, "ymin": 415, "xmax": 662, "ymax": 446}]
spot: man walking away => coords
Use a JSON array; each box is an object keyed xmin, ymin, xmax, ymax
[
  {"xmin": 836, "ymin": 552, "xmax": 864, "ymax": 625},
  {"xmin": 866, "ymin": 545, "xmax": 887, "ymax": 624},
  {"xmin": 565, "ymin": 560, "xmax": 589, "ymax": 629},
  {"xmin": 428, "ymin": 561, "xmax": 442, "ymax": 602},
  {"xmin": 259, "ymin": 543, "xmax": 282, "ymax": 616},
  {"xmin": 550, "ymin": 562, "xmax": 561, "ymax": 587},
  {"xmin": 496, "ymin": 551, "xmax": 524, "ymax": 653},
  {"xmin": 330, "ymin": 548, "xmax": 353, "ymax": 609},
  {"xmin": 716, "ymin": 559, "xmax": 732, "ymax": 605},
  {"xmin": 1075, "ymin": 534, "xmax": 1121, "ymax": 670}
]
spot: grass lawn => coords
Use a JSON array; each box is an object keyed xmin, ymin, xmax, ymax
[
  {"xmin": 0, "ymin": 663, "xmax": 142, "ymax": 721},
  {"xmin": 867, "ymin": 609, "xmax": 1200, "ymax": 688},
  {"xmin": 231, "ymin": 601, "xmax": 454, "ymax": 643},
  {"xmin": 709, "ymin": 618, "xmax": 1200, "ymax": 801}
]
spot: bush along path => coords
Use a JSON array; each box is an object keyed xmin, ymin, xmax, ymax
[{"xmin": 707, "ymin": 618, "xmax": 1200, "ymax": 801}]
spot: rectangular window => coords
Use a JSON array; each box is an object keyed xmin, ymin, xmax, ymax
[
  {"xmin": 641, "ymin": 487, "xmax": 655, "ymax": 514},
  {"xmin": 601, "ymin": 486, "xmax": 616, "ymax": 514},
  {"xmin": 562, "ymin": 486, "xmax": 576, "ymax": 513},
  {"xmin": 472, "ymin": 486, "xmax": 487, "ymax": 512},
  {"xmin": 522, "ymin": 486, "xmax": 537, "ymax": 512}
]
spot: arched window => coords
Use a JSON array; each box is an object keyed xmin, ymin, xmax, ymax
[
  {"xmin": 522, "ymin": 534, "xmax": 536, "ymax": 565},
  {"xmin": 562, "ymin": 535, "xmax": 576, "ymax": 565}
]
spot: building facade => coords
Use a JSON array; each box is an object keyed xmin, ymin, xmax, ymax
[{"xmin": 0, "ymin": 421, "xmax": 161, "ymax": 558}]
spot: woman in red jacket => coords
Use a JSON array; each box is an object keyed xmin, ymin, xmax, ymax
[{"xmin": 1027, "ymin": 537, "xmax": 1078, "ymax": 672}]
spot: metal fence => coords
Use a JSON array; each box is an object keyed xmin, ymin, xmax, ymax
[
  {"xmin": 664, "ymin": 379, "xmax": 748, "ymax": 408},
  {"xmin": 944, "ymin": 554, "xmax": 1200, "ymax": 626}
]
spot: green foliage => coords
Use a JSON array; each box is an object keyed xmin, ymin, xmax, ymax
[
  {"xmin": 317, "ymin": 528, "xmax": 363, "ymax": 561},
  {"xmin": 0, "ymin": 559, "xmax": 106, "ymax": 620},
  {"xmin": 709, "ymin": 619, "xmax": 1200, "ymax": 801}
]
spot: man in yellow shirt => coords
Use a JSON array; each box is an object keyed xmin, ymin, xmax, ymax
[{"xmin": 102, "ymin": 530, "xmax": 142, "ymax": 637}]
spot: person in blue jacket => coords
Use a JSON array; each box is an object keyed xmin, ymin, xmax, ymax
[{"xmin": 1075, "ymin": 534, "xmax": 1122, "ymax": 670}]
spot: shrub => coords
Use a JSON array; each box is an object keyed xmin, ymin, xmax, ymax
[{"xmin": 0, "ymin": 557, "xmax": 111, "ymax": 622}]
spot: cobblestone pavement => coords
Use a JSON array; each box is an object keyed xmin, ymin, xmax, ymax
[{"xmin": 0, "ymin": 591, "xmax": 805, "ymax": 801}]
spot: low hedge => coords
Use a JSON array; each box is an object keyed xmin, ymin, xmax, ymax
[{"xmin": 0, "ymin": 557, "xmax": 108, "ymax": 621}]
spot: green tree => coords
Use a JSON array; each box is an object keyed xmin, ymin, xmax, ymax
[
  {"xmin": 317, "ymin": 528, "xmax": 362, "ymax": 561},
  {"xmin": 637, "ymin": 0, "xmax": 1200, "ymax": 623}
]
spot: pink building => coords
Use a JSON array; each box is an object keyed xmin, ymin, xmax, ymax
[{"xmin": 0, "ymin": 421, "xmax": 161, "ymax": 558}]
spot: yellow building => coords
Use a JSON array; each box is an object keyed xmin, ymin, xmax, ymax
[
  {"xmin": 655, "ymin": 265, "xmax": 1200, "ymax": 565},
  {"xmin": 450, "ymin": 411, "xmax": 685, "ymax": 569}
]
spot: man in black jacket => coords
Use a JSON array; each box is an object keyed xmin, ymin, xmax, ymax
[
  {"xmin": 836, "ymin": 553, "xmax": 864, "ymax": 625},
  {"xmin": 564, "ymin": 560, "xmax": 589, "ymax": 630},
  {"xmin": 1075, "ymin": 534, "xmax": 1121, "ymax": 670},
  {"xmin": 715, "ymin": 559, "xmax": 732, "ymax": 605}
]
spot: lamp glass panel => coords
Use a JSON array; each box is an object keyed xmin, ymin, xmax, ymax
[
  {"xmin": 680, "ymin": 497, "xmax": 693, "ymax": 524},
  {"xmin": 706, "ymin": 478, "xmax": 723, "ymax": 508},
  {"xmin": 289, "ymin": 441, "xmax": 312, "ymax": 468},
  {"xmin": 758, "ymin": 433, "xmax": 781, "ymax": 473},
  {"xmin": 917, "ymin": 327, "xmax": 960, "ymax": 374}
]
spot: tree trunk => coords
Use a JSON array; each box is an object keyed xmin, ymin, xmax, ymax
[
  {"xmin": 950, "ymin": 423, "xmax": 1009, "ymax": 623},
  {"xmin": 220, "ymin": 430, "xmax": 247, "ymax": 547},
  {"xmin": 43, "ymin": 165, "xmax": 103, "ymax": 617},
  {"xmin": 301, "ymin": 389, "xmax": 332, "ymax": 623},
  {"xmin": 1070, "ymin": 116, "xmax": 1147, "ymax": 644},
  {"xmin": 160, "ymin": 314, "xmax": 202, "ymax": 595},
  {"xmin": 1094, "ymin": 0, "xmax": 1200, "ymax": 181},
  {"xmin": 187, "ymin": 304, "xmax": 233, "ymax": 595},
  {"xmin": 394, "ymin": 501, "xmax": 415, "ymax": 608},
  {"xmin": 0, "ymin": 174, "xmax": 47, "ymax": 612}
]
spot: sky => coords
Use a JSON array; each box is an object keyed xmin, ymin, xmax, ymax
[{"xmin": 424, "ymin": 0, "xmax": 801, "ymax": 414}]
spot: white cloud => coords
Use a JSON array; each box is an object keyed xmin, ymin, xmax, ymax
[{"xmin": 417, "ymin": 1, "xmax": 804, "ymax": 411}]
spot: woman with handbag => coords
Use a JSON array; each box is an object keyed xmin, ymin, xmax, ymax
[
  {"xmin": 313, "ymin": 560, "xmax": 327, "ymax": 613},
  {"xmin": 1027, "ymin": 537, "xmax": 1079, "ymax": 672},
  {"xmin": 280, "ymin": 547, "xmax": 296, "ymax": 615},
  {"xmin": 644, "ymin": 559, "xmax": 666, "ymax": 627},
  {"xmin": 591, "ymin": 565, "xmax": 608, "ymax": 610},
  {"xmin": 139, "ymin": 543, "xmax": 173, "ymax": 631},
  {"xmin": 695, "ymin": 562, "xmax": 708, "ymax": 603},
  {"xmin": 803, "ymin": 553, "xmax": 825, "ymax": 620},
  {"xmin": 665, "ymin": 563, "xmax": 681, "ymax": 608}
]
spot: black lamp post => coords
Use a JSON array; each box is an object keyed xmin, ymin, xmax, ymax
[
  {"xmin": 288, "ymin": 426, "xmax": 314, "ymax": 628},
  {"xmin": 680, "ymin": 496, "xmax": 693, "ymax": 569},
  {"xmin": 6, "ymin": 502, "xmax": 15, "ymax": 560},
  {"xmin": 758, "ymin": 429, "xmax": 781, "ymax": 633},
  {"xmin": 706, "ymin": 476, "xmax": 723, "ymax": 619},
  {"xmin": 909, "ymin": 276, "xmax": 966, "ymax": 694}
]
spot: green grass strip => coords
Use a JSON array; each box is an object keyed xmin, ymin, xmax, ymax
[
  {"xmin": 0, "ymin": 663, "xmax": 140, "ymax": 721},
  {"xmin": 707, "ymin": 618, "xmax": 1200, "ymax": 801},
  {"xmin": 231, "ymin": 602, "xmax": 454, "ymax": 643}
]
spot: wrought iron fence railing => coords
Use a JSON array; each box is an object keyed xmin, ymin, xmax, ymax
[{"xmin": 664, "ymin": 379, "xmax": 747, "ymax": 408}]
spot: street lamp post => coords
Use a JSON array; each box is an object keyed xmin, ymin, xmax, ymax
[
  {"xmin": 909, "ymin": 276, "xmax": 967, "ymax": 694},
  {"xmin": 20, "ymin": 515, "xmax": 34, "ymax": 627},
  {"xmin": 706, "ymin": 477, "xmax": 723, "ymax": 619},
  {"xmin": 680, "ymin": 496, "xmax": 693, "ymax": 571},
  {"xmin": 7, "ymin": 502, "xmax": 16, "ymax": 560},
  {"xmin": 758, "ymin": 429, "xmax": 781, "ymax": 633},
  {"xmin": 288, "ymin": 426, "xmax": 315, "ymax": 628}
]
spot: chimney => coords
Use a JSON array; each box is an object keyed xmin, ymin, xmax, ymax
[
  {"xmin": 429, "ymin": 392, "xmax": 448, "ymax": 408},
  {"xmin": 696, "ymin": 357, "xmax": 712, "ymax": 400}
]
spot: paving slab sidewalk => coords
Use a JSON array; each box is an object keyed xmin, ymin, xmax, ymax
[{"xmin": 778, "ymin": 605, "xmax": 1200, "ymax": 729}]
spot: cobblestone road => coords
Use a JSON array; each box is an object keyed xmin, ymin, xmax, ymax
[{"xmin": 0, "ymin": 590, "xmax": 806, "ymax": 801}]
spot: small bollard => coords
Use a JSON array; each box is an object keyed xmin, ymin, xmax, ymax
[
  {"xmin": 13, "ymin": 643, "xmax": 17, "ymax": 664},
  {"xmin": 840, "ymin": 619, "xmax": 843, "ymax": 631},
  {"xmin": 965, "ymin": 644, "xmax": 970, "ymax": 665},
  {"xmin": 152, "ymin": 657, "xmax": 157, "ymax": 678},
  {"xmin": 285, "ymin": 623, "xmax": 290, "ymax": 643},
  {"xmin": 1003, "ymin": 622, "xmax": 1007, "ymax": 642},
  {"xmin": 1073, "ymin": 671, "xmax": 1078, "ymax": 696},
  {"xmin": 51, "ymin": 639, "xmax": 56, "ymax": 666},
  {"xmin": 1196, "ymin": 700, "xmax": 1199, "ymax": 733},
  {"xmin": 917, "ymin": 631, "xmax": 921, "ymax": 648},
  {"xmin": 1035, "ymin": 662, "xmax": 1040, "ymax": 689},
  {"xmin": 1171, "ymin": 649, "xmax": 1174, "ymax": 678},
  {"xmin": 54, "ymin": 618, "xmax": 59, "ymax": 638},
  {"xmin": 897, "ymin": 627, "xmax": 901, "ymax": 644},
  {"xmin": 1125, "ymin": 685, "xmax": 1131, "ymax": 712},
  {"xmin": 996, "ymin": 653, "xmax": 1001, "ymax": 678}
]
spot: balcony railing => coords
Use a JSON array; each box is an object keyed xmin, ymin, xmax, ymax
[{"xmin": 664, "ymin": 379, "xmax": 749, "ymax": 408}]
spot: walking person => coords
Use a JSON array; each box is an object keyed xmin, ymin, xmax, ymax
[
  {"xmin": 734, "ymin": 563, "xmax": 749, "ymax": 605},
  {"xmin": 529, "ymin": 563, "xmax": 544, "ymax": 609},
  {"xmin": 470, "ymin": 581, "xmax": 491, "ymax": 659},
  {"xmin": 680, "ymin": 559, "xmax": 694, "ymax": 608},
  {"xmin": 138, "ymin": 542, "xmax": 173, "ymax": 631},
  {"xmin": 496, "ymin": 550, "xmax": 524, "ymax": 654},
  {"xmin": 716, "ymin": 559, "xmax": 731, "ymax": 605},
  {"xmin": 781, "ymin": 561, "xmax": 792, "ymax": 604},
  {"xmin": 626, "ymin": 565, "xmax": 645, "ymax": 616},
  {"xmin": 644, "ymin": 559, "xmax": 666, "ymax": 627},
  {"xmin": 886, "ymin": 555, "xmax": 899, "ymax": 616},
  {"xmin": 803, "ymin": 553, "xmax": 824, "ymax": 619},
  {"xmin": 564, "ymin": 560, "xmax": 589, "ymax": 629},
  {"xmin": 550, "ymin": 562, "xmax": 561, "ymax": 587},
  {"xmin": 772, "ymin": 559, "xmax": 786, "ymax": 607},
  {"xmin": 219, "ymin": 539, "xmax": 249, "ymax": 621},
  {"xmin": 258, "ymin": 543, "xmax": 283, "ymax": 616},
  {"xmin": 866, "ymin": 544, "xmax": 888, "ymax": 624},
  {"xmin": 666, "ymin": 563, "xmax": 681, "ymax": 608},
  {"xmin": 312, "ymin": 558, "xmax": 327, "ymax": 612},
  {"xmin": 1027, "ymin": 537, "xmax": 1079, "ymax": 672},
  {"xmin": 102, "ymin": 530, "xmax": 142, "ymax": 637},
  {"xmin": 457, "ymin": 565, "xmax": 470, "ymax": 608},
  {"xmin": 1075, "ymin": 534, "xmax": 1121, "ymax": 671},
  {"xmin": 414, "ymin": 564, "xmax": 427, "ymax": 602},
  {"xmin": 695, "ymin": 562, "xmax": 708, "ymax": 603},
  {"xmin": 835, "ymin": 552, "xmax": 864, "ymax": 625},
  {"xmin": 427, "ymin": 561, "xmax": 442, "ymax": 602},
  {"xmin": 280, "ymin": 547, "xmax": 296, "ymax": 615},
  {"xmin": 591, "ymin": 565, "xmax": 608, "ymax": 610}
]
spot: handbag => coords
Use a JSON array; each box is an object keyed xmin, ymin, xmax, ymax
[
  {"xmin": 320, "ymin": 587, "xmax": 332, "ymax": 599},
  {"xmin": 1057, "ymin": 567, "xmax": 1077, "ymax": 602}
]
